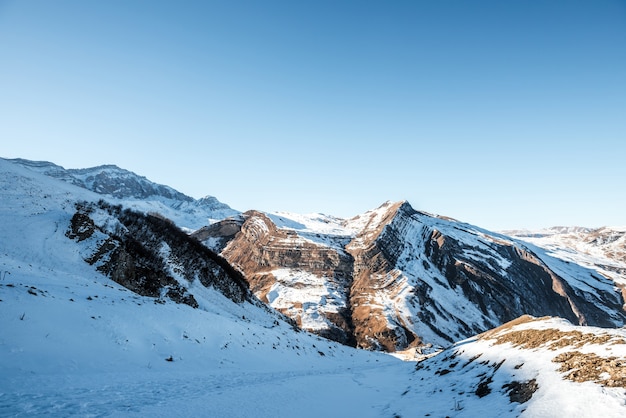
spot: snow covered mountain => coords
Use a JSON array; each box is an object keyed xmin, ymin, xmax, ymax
[
  {"xmin": 2, "ymin": 157, "xmax": 626, "ymax": 417},
  {"xmin": 2, "ymin": 157, "xmax": 626, "ymax": 416},
  {"xmin": 198, "ymin": 201, "xmax": 626, "ymax": 352},
  {"xmin": 506, "ymin": 227, "xmax": 626, "ymax": 300},
  {"xmin": 6, "ymin": 158, "xmax": 626, "ymax": 354},
  {"xmin": 7, "ymin": 158, "xmax": 238, "ymax": 230}
]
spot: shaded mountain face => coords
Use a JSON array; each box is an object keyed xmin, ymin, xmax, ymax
[
  {"xmin": 506, "ymin": 226, "xmax": 626, "ymax": 305},
  {"xmin": 67, "ymin": 200, "xmax": 252, "ymax": 307},
  {"xmin": 197, "ymin": 201, "xmax": 626, "ymax": 352}
]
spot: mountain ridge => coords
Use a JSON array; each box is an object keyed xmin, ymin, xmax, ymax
[
  {"xmin": 5, "ymin": 157, "xmax": 626, "ymax": 353},
  {"xmin": 200, "ymin": 199, "xmax": 626, "ymax": 351},
  {"xmin": 2, "ymin": 156, "xmax": 626, "ymax": 416},
  {"xmin": 4, "ymin": 157, "xmax": 239, "ymax": 230}
]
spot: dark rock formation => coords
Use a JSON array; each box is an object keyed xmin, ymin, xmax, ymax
[{"xmin": 67, "ymin": 201, "xmax": 251, "ymax": 307}]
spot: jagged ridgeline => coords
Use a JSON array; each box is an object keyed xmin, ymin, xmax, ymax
[{"xmin": 66, "ymin": 200, "xmax": 251, "ymax": 306}]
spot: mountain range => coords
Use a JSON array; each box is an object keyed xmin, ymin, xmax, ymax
[
  {"xmin": 195, "ymin": 202, "xmax": 625, "ymax": 353},
  {"xmin": 1, "ymin": 157, "xmax": 625, "ymax": 417}
]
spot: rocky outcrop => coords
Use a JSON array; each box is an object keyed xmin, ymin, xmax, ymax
[
  {"xmin": 201, "ymin": 201, "xmax": 626, "ymax": 352},
  {"xmin": 216, "ymin": 211, "xmax": 355, "ymax": 345},
  {"xmin": 67, "ymin": 201, "xmax": 251, "ymax": 307},
  {"xmin": 191, "ymin": 216, "xmax": 245, "ymax": 252}
]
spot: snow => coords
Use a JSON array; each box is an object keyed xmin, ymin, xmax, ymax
[
  {"xmin": 2, "ymin": 158, "xmax": 626, "ymax": 417},
  {"xmin": 268, "ymin": 211, "xmax": 352, "ymax": 236},
  {"xmin": 267, "ymin": 268, "xmax": 347, "ymax": 330},
  {"xmin": 507, "ymin": 228, "xmax": 626, "ymax": 292},
  {"xmin": 267, "ymin": 211, "xmax": 355, "ymax": 249}
]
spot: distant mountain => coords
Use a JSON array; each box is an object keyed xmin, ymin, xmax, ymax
[
  {"xmin": 10, "ymin": 158, "xmax": 191, "ymax": 200},
  {"xmin": 7, "ymin": 158, "xmax": 238, "ymax": 230},
  {"xmin": 505, "ymin": 226, "xmax": 626, "ymax": 266},
  {"xmin": 196, "ymin": 201, "xmax": 626, "ymax": 352},
  {"xmin": 505, "ymin": 226, "xmax": 626, "ymax": 308}
]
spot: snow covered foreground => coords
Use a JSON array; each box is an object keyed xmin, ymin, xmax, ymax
[
  {"xmin": 3, "ymin": 273, "xmax": 625, "ymax": 418},
  {"xmin": 1, "ymin": 158, "xmax": 625, "ymax": 417}
]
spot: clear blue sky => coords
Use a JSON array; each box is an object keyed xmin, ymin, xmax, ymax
[{"xmin": 1, "ymin": 0, "xmax": 625, "ymax": 230}]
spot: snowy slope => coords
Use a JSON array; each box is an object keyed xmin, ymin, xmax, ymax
[
  {"xmin": 2, "ymin": 277, "xmax": 625, "ymax": 417},
  {"xmin": 506, "ymin": 227, "xmax": 626, "ymax": 297},
  {"xmin": 0, "ymin": 157, "xmax": 401, "ymax": 416},
  {"xmin": 2, "ymin": 158, "xmax": 626, "ymax": 417},
  {"xmin": 389, "ymin": 315, "xmax": 626, "ymax": 418}
]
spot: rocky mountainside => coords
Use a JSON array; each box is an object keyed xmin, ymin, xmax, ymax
[
  {"xmin": 6, "ymin": 158, "xmax": 238, "ymax": 230},
  {"xmin": 6, "ymin": 157, "xmax": 626, "ymax": 355},
  {"xmin": 506, "ymin": 227, "xmax": 626, "ymax": 292},
  {"xmin": 197, "ymin": 201, "xmax": 626, "ymax": 352},
  {"xmin": 66, "ymin": 200, "xmax": 252, "ymax": 307}
]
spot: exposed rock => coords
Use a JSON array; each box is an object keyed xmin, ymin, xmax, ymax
[
  {"xmin": 346, "ymin": 202, "xmax": 421, "ymax": 350},
  {"xmin": 502, "ymin": 379, "xmax": 538, "ymax": 403},
  {"xmin": 490, "ymin": 327, "xmax": 626, "ymax": 350},
  {"xmin": 484, "ymin": 316, "xmax": 626, "ymax": 389},
  {"xmin": 219, "ymin": 211, "xmax": 355, "ymax": 345},
  {"xmin": 66, "ymin": 208, "xmax": 96, "ymax": 241},
  {"xmin": 67, "ymin": 201, "xmax": 251, "ymax": 308},
  {"xmin": 553, "ymin": 351, "xmax": 626, "ymax": 388},
  {"xmin": 205, "ymin": 201, "xmax": 626, "ymax": 352}
]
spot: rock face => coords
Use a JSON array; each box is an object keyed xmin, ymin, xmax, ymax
[
  {"xmin": 506, "ymin": 226, "xmax": 626, "ymax": 308},
  {"xmin": 198, "ymin": 201, "xmax": 626, "ymax": 352},
  {"xmin": 67, "ymin": 200, "xmax": 252, "ymax": 307},
  {"xmin": 209, "ymin": 211, "xmax": 356, "ymax": 344}
]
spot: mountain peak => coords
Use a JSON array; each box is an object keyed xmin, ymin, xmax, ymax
[{"xmin": 5, "ymin": 157, "xmax": 239, "ymax": 229}]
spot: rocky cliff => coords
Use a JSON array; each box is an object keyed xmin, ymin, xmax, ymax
[
  {"xmin": 201, "ymin": 211, "xmax": 356, "ymax": 344},
  {"xmin": 197, "ymin": 201, "xmax": 626, "ymax": 352},
  {"xmin": 67, "ymin": 200, "xmax": 252, "ymax": 307}
]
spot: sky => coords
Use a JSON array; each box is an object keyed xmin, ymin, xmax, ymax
[{"xmin": 1, "ymin": 0, "xmax": 625, "ymax": 231}]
